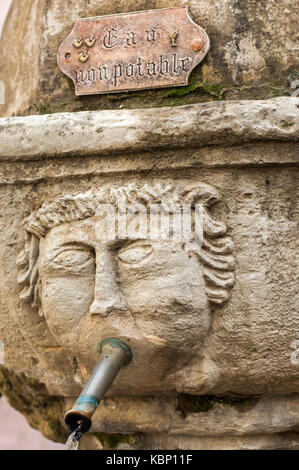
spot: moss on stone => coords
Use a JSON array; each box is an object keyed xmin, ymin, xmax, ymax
[
  {"xmin": 1, "ymin": 0, "xmax": 297, "ymax": 118},
  {"xmin": 165, "ymin": 80, "xmax": 227, "ymax": 100},
  {"xmin": 25, "ymin": 77, "xmax": 290, "ymax": 116},
  {"xmin": 95, "ymin": 432, "xmax": 138, "ymax": 449},
  {"xmin": 176, "ymin": 393, "xmax": 259, "ymax": 415},
  {"xmin": 0, "ymin": 365, "xmax": 67, "ymax": 443},
  {"xmin": 22, "ymin": 57, "xmax": 291, "ymax": 115}
]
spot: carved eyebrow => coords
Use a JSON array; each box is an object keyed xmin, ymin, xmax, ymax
[
  {"xmin": 116, "ymin": 238, "xmax": 151, "ymax": 246},
  {"xmin": 60, "ymin": 241, "xmax": 93, "ymax": 250},
  {"xmin": 117, "ymin": 242, "xmax": 153, "ymax": 264},
  {"xmin": 108, "ymin": 238, "xmax": 150, "ymax": 252},
  {"xmin": 46, "ymin": 242, "xmax": 94, "ymax": 262}
]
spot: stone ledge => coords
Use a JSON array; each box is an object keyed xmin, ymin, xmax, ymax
[
  {"xmin": 136, "ymin": 432, "xmax": 299, "ymax": 450},
  {"xmin": 0, "ymin": 97, "xmax": 298, "ymax": 162}
]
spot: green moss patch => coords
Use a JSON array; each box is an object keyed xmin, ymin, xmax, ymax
[
  {"xmin": 176, "ymin": 393, "xmax": 259, "ymax": 415},
  {"xmin": 95, "ymin": 432, "xmax": 138, "ymax": 449}
]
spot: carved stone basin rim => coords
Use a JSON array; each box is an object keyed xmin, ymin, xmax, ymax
[{"xmin": 0, "ymin": 97, "xmax": 298, "ymax": 162}]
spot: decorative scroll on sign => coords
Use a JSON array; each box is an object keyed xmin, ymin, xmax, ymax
[{"xmin": 57, "ymin": 7, "xmax": 210, "ymax": 95}]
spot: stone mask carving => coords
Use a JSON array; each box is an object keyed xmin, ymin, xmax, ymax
[{"xmin": 17, "ymin": 182, "xmax": 235, "ymax": 393}]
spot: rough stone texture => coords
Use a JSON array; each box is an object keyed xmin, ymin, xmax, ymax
[
  {"xmin": 0, "ymin": 97, "xmax": 298, "ymax": 449},
  {"xmin": 0, "ymin": 0, "xmax": 298, "ymax": 451},
  {"xmin": 1, "ymin": 97, "xmax": 298, "ymax": 161},
  {"xmin": 0, "ymin": 0, "xmax": 298, "ymax": 117}
]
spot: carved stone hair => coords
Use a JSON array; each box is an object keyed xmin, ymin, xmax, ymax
[{"xmin": 17, "ymin": 182, "xmax": 235, "ymax": 312}]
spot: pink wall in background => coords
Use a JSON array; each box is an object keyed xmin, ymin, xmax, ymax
[
  {"xmin": 0, "ymin": 397, "xmax": 64, "ymax": 450},
  {"xmin": 0, "ymin": 0, "xmax": 64, "ymax": 450},
  {"xmin": 0, "ymin": 0, "xmax": 12, "ymax": 36}
]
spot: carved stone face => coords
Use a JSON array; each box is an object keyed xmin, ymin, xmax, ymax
[
  {"xmin": 38, "ymin": 216, "xmax": 210, "ymax": 388},
  {"xmin": 18, "ymin": 182, "xmax": 235, "ymax": 392}
]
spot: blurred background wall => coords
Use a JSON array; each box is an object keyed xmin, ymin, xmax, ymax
[
  {"xmin": 0, "ymin": 0, "xmax": 63, "ymax": 449},
  {"xmin": 0, "ymin": 397, "xmax": 64, "ymax": 450},
  {"xmin": 0, "ymin": 0, "xmax": 12, "ymax": 37}
]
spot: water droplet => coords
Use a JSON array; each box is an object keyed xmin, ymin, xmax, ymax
[{"xmin": 65, "ymin": 426, "xmax": 82, "ymax": 450}]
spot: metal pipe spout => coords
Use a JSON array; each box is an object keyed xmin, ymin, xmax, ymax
[{"xmin": 65, "ymin": 338, "xmax": 132, "ymax": 435}]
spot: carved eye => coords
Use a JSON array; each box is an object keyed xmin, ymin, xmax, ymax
[
  {"xmin": 118, "ymin": 244, "xmax": 153, "ymax": 264},
  {"xmin": 51, "ymin": 247, "xmax": 94, "ymax": 270}
]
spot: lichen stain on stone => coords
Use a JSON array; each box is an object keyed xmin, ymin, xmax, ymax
[{"xmin": 176, "ymin": 393, "xmax": 260, "ymax": 416}]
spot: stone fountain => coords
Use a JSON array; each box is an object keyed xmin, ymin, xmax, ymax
[{"xmin": 0, "ymin": 0, "xmax": 298, "ymax": 450}]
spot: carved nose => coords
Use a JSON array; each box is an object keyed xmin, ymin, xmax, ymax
[
  {"xmin": 90, "ymin": 246, "xmax": 127, "ymax": 317},
  {"xmin": 89, "ymin": 296, "xmax": 127, "ymax": 317}
]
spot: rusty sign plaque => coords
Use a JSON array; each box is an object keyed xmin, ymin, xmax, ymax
[{"xmin": 57, "ymin": 7, "xmax": 210, "ymax": 96}]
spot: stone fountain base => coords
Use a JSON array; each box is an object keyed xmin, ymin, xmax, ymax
[{"xmin": 0, "ymin": 97, "xmax": 298, "ymax": 449}]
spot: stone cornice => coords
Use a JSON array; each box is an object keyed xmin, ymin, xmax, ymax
[{"xmin": 0, "ymin": 97, "xmax": 298, "ymax": 163}]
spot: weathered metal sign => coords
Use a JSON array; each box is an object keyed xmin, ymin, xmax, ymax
[{"xmin": 57, "ymin": 7, "xmax": 209, "ymax": 96}]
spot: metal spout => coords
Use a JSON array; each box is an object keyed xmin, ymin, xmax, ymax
[{"xmin": 65, "ymin": 338, "xmax": 132, "ymax": 435}]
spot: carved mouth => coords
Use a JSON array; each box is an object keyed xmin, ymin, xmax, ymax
[{"xmin": 90, "ymin": 306, "xmax": 128, "ymax": 318}]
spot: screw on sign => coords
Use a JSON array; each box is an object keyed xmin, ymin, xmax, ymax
[{"xmin": 57, "ymin": 7, "xmax": 210, "ymax": 96}]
